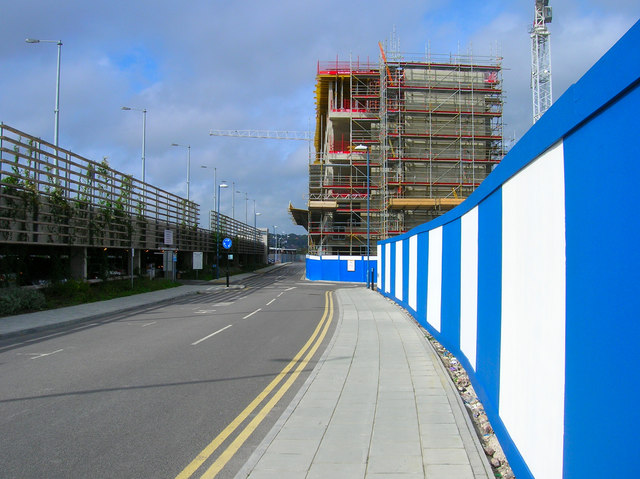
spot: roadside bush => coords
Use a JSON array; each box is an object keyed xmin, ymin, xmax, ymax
[
  {"xmin": 0, "ymin": 287, "xmax": 46, "ymax": 316},
  {"xmin": 44, "ymin": 280, "xmax": 92, "ymax": 306}
]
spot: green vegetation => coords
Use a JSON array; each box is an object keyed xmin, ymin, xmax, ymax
[
  {"xmin": 0, "ymin": 278, "xmax": 180, "ymax": 317},
  {"xmin": 0, "ymin": 287, "xmax": 46, "ymax": 316}
]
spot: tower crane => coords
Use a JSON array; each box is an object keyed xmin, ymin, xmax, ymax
[
  {"xmin": 530, "ymin": 0, "xmax": 553, "ymax": 123},
  {"xmin": 209, "ymin": 129, "xmax": 311, "ymax": 141}
]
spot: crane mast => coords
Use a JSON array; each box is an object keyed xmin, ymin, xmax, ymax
[{"xmin": 531, "ymin": 0, "xmax": 553, "ymax": 123}]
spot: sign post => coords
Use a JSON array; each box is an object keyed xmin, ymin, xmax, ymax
[
  {"xmin": 193, "ymin": 252, "xmax": 203, "ymax": 280},
  {"xmin": 222, "ymin": 238, "xmax": 232, "ymax": 287}
]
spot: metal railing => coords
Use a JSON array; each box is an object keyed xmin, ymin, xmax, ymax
[
  {"xmin": 0, "ymin": 124, "xmax": 212, "ymax": 251},
  {"xmin": 209, "ymin": 210, "xmax": 266, "ymax": 255}
]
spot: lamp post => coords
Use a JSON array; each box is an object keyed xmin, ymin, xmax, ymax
[
  {"xmin": 231, "ymin": 182, "xmax": 236, "ymax": 220},
  {"xmin": 282, "ymin": 230, "xmax": 286, "ymax": 263},
  {"xmin": 171, "ymin": 143, "xmax": 191, "ymax": 202},
  {"xmin": 200, "ymin": 165, "xmax": 217, "ymax": 220},
  {"xmin": 253, "ymin": 202, "xmax": 261, "ymax": 264},
  {"xmin": 236, "ymin": 190, "xmax": 249, "ymax": 224},
  {"xmin": 272, "ymin": 225, "xmax": 277, "ymax": 263},
  {"xmin": 26, "ymin": 38, "xmax": 62, "ymax": 148},
  {"xmin": 254, "ymin": 200, "xmax": 261, "ymax": 229},
  {"xmin": 121, "ymin": 106, "xmax": 147, "ymax": 182},
  {"xmin": 216, "ymin": 181, "xmax": 228, "ymax": 279},
  {"xmin": 355, "ymin": 144, "xmax": 371, "ymax": 287}
]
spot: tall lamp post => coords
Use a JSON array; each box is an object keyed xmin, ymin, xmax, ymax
[
  {"xmin": 273, "ymin": 225, "xmax": 278, "ymax": 263},
  {"xmin": 26, "ymin": 38, "xmax": 62, "ymax": 148},
  {"xmin": 121, "ymin": 106, "xmax": 147, "ymax": 182},
  {"xmin": 253, "ymin": 201, "xmax": 261, "ymax": 230},
  {"xmin": 231, "ymin": 182, "xmax": 236, "ymax": 220},
  {"xmin": 216, "ymin": 181, "xmax": 229, "ymax": 279},
  {"xmin": 236, "ymin": 190, "xmax": 249, "ymax": 224},
  {"xmin": 171, "ymin": 143, "xmax": 191, "ymax": 202},
  {"xmin": 200, "ymin": 165, "xmax": 217, "ymax": 218},
  {"xmin": 355, "ymin": 144, "xmax": 371, "ymax": 287}
]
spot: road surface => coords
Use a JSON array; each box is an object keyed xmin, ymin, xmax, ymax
[{"xmin": 0, "ymin": 263, "xmax": 343, "ymax": 478}]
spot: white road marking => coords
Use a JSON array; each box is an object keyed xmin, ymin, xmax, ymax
[
  {"xmin": 194, "ymin": 310, "xmax": 217, "ymax": 314},
  {"xmin": 243, "ymin": 308, "xmax": 262, "ymax": 320},
  {"xmin": 29, "ymin": 349, "xmax": 64, "ymax": 360},
  {"xmin": 284, "ymin": 287, "xmax": 296, "ymax": 292},
  {"xmin": 192, "ymin": 325, "xmax": 232, "ymax": 346},
  {"xmin": 266, "ymin": 299, "xmax": 276, "ymax": 306},
  {"xmin": 141, "ymin": 321, "xmax": 156, "ymax": 327}
]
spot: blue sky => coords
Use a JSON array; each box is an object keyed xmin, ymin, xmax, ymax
[{"xmin": 1, "ymin": 0, "xmax": 638, "ymax": 234}]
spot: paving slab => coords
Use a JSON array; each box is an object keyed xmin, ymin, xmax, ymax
[{"xmin": 235, "ymin": 288, "xmax": 493, "ymax": 478}]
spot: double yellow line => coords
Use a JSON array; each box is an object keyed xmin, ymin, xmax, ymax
[{"xmin": 176, "ymin": 290, "xmax": 334, "ymax": 479}]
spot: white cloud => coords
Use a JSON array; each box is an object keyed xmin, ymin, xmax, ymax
[{"xmin": 1, "ymin": 0, "xmax": 638, "ymax": 233}]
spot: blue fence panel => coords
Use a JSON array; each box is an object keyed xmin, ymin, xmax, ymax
[
  {"xmin": 376, "ymin": 20, "xmax": 640, "ymax": 479},
  {"xmin": 305, "ymin": 255, "xmax": 378, "ymax": 283}
]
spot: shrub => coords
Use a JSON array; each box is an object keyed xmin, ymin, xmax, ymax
[
  {"xmin": 0, "ymin": 287, "xmax": 46, "ymax": 316},
  {"xmin": 44, "ymin": 280, "xmax": 92, "ymax": 304}
]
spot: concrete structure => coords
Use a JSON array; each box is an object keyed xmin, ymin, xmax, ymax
[
  {"xmin": 299, "ymin": 46, "xmax": 503, "ymax": 259},
  {"xmin": 377, "ymin": 20, "xmax": 640, "ymax": 479},
  {"xmin": 0, "ymin": 124, "xmax": 266, "ymax": 283}
]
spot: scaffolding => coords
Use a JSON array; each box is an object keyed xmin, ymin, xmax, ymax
[
  {"xmin": 307, "ymin": 48, "xmax": 504, "ymax": 255},
  {"xmin": 309, "ymin": 58, "xmax": 382, "ymax": 256}
]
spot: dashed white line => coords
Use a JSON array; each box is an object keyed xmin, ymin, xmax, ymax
[
  {"xmin": 243, "ymin": 308, "xmax": 262, "ymax": 320},
  {"xmin": 266, "ymin": 299, "xmax": 276, "ymax": 306},
  {"xmin": 141, "ymin": 321, "xmax": 156, "ymax": 327},
  {"xmin": 29, "ymin": 349, "xmax": 64, "ymax": 360},
  {"xmin": 192, "ymin": 325, "xmax": 232, "ymax": 346}
]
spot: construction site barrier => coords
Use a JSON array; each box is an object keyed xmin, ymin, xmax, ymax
[
  {"xmin": 377, "ymin": 20, "xmax": 639, "ymax": 479},
  {"xmin": 306, "ymin": 254, "xmax": 377, "ymax": 283}
]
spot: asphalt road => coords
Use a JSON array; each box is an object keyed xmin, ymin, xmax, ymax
[{"xmin": 0, "ymin": 263, "xmax": 343, "ymax": 478}]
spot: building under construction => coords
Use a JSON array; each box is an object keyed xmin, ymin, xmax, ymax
[{"xmin": 295, "ymin": 47, "xmax": 504, "ymax": 256}]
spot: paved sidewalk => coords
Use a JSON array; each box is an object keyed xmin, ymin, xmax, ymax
[{"xmin": 235, "ymin": 288, "xmax": 492, "ymax": 479}]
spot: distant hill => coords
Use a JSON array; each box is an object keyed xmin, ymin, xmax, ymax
[{"xmin": 273, "ymin": 233, "xmax": 307, "ymax": 254}]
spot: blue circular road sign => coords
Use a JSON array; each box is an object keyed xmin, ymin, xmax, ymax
[{"xmin": 222, "ymin": 237, "xmax": 232, "ymax": 249}]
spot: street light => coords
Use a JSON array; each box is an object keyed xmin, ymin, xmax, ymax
[
  {"xmin": 355, "ymin": 144, "xmax": 371, "ymax": 288},
  {"xmin": 121, "ymin": 106, "xmax": 147, "ymax": 182},
  {"xmin": 200, "ymin": 165, "xmax": 217, "ymax": 216},
  {"xmin": 26, "ymin": 38, "xmax": 62, "ymax": 147},
  {"xmin": 236, "ymin": 190, "xmax": 249, "ymax": 224},
  {"xmin": 216, "ymin": 181, "xmax": 229, "ymax": 279},
  {"xmin": 253, "ymin": 202, "xmax": 262, "ymax": 263},
  {"xmin": 253, "ymin": 200, "xmax": 261, "ymax": 229},
  {"xmin": 273, "ymin": 225, "xmax": 278, "ymax": 263},
  {"xmin": 171, "ymin": 143, "xmax": 191, "ymax": 202},
  {"xmin": 231, "ymin": 182, "xmax": 236, "ymax": 220}
]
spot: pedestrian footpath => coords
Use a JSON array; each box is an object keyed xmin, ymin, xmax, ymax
[{"xmin": 235, "ymin": 288, "xmax": 492, "ymax": 479}]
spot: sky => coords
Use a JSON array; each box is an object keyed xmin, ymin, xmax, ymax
[{"xmin": 1, "ymin": 1, "xmax": 638, "ymax": 234}]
